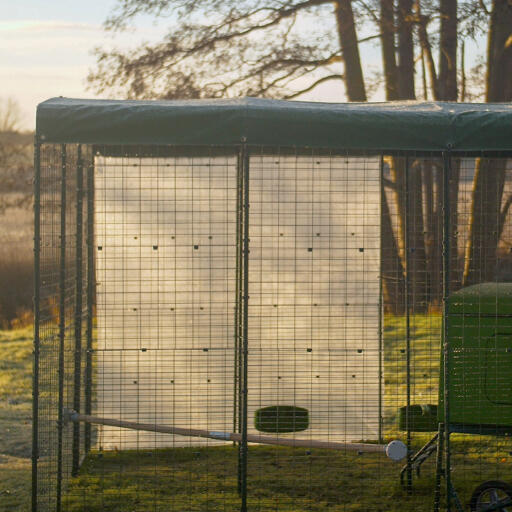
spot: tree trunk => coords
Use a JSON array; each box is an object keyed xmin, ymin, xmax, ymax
[
  {"xmin": 397, "ymin": 0, "xmax": 416, "ymax": 99},
  {"xmin": 463, "ymin": 158, "xmax": 506, "ymax": 286},
  {"xmin": 416, "ymin": 2, "xmax": 439, "ymax": 99},
  {"xmin": 486, "ymin": 0, "xmax": 512, "ymax": 102},
  {"xmin": 438, "ymin": 0, "xmax": 458, "ymax": 100},
  {"xmin": 423, "ymin": 161, "xmax": 441, "ymax": 304},
  {"xmin": 335, "ymin": 0, "xmax": 367, "ymax": 101},
  {"xmin": 463, "ymin": 0, "xmax": 512, "ymax": 286},
  {"xmin": 390, "ymin": 157, "xmax": 428, "ymax": 312},
  {"xmin": 380, "ymin": 0, "xmax": 399, "ymax": 100},
  {"xmin": 407, "ymin": 160, "xmax": 428, "ymax": 311},
  {"xmin": 382, "ymin": 179, "xmax": 406, "ymax": 314},
  {"xmin": 396, "ymin": 1, "xmax": 430, "ymax": 311},
  {"xmin": 380, "ymin": 0, "xmax": 430, "ymax": 312},
  {"xmin": 379, "ymin": 1, "xmax": 409, "ymax": 313}
]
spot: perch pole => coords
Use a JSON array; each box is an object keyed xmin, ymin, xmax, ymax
[{"xmin": 65, "ymin": 410, "xmax": 407, "ymax": 461}]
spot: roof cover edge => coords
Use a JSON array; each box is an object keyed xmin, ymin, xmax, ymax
[{"xmin": 35, "ymin": 97, "xmax": 512, "ymax": 152}]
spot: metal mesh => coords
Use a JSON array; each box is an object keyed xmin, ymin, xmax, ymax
[
  {"xmin": 34, "ymin": 144, "xmax": 91, "ymax": 511},
  {"xmin": 94, "ymin": 149, "xmax": 238, "ymax": 449},
  {"xmin": 246, "ymin": 151, "xmax": 381, "ymax": 441},
  {"xmin": 34, "ymin": 144, "xmax": 512, "ymax": 512}
]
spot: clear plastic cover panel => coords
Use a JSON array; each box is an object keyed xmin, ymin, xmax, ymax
[
  {"xmin": 247, "ymin": 153, "xmax": 380, "ymax": 443},
  {"xmin": 93, "ymin": 153, "xmax": 380, "ymax": 448},
  {"xmin": 94, "ymin": 153, "xmax": 238, "ymax": 448}
]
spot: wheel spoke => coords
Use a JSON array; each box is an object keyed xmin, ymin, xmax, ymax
[{"xmin": 490, "ymin": 489, "xmax": 500, "ymax": 503}]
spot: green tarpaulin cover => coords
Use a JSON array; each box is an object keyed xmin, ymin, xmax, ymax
[
  {"xmin": 36, "ymin": 97, "xmax": 512, "ymax": 151},
  {"xmin": 448, "ymin": 283, "xmax": 512, "ymax": 316}
]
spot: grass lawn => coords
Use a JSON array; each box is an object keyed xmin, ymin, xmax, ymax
[
  {"xmin": 0, "ymin": 327, "xmax": 32, "ymax": 511},
  {"xmin": 63, "ymin": 445, "xmax": 435, "ymax": 511},
  {"xmin": 61, "ymin": 314, "xmax": 512, "ymax": 511},
  {"xmin": 4, "ymin": 318, "xmax": 512, "ymax": 511},
  {"xmin": 62, "ymin": 440, "xmax": 512, "ymax": 512}
]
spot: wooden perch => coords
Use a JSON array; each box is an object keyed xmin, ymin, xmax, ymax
[{"xmin": 65, "ymin": 410, "xmax": 407, "ymax": 461}]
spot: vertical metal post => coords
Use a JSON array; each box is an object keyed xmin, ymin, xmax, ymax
[
  {"xmin": 236, "ymin": 148, "xmax": 246, "ymax": 492},
  {"xmin": 233, "ymin": 149, "xmax": 242, "ymax": 444},
  {"xmin": 442, "ymin": 150, "xmax": 452, "ymax": 512},
  {"xmin": 404, "ymin": 155, "xmax": 412, "ymax": 492},
  {"xmin": 56, "ymin": 144, "xmax": 67, "ymax": 511},
  {"xmin": 433, "ymin": 423, "xmax": 445, "ymax": 512},
  {"xmin": 72, "ymin": 145, "xmax": 84, "ymax": 476},
  {"xmin": 32, "ymin": 140, "xmax": 41, "ymax": 512},
  {"xmin": 240, "ymin": 143, "xmax": 250, "ymax": 512},
  {"xmin": 378, "ymin": 155, "xmax": 384, "ymax": 444},
  {"xmin": 84, "ymin": 153, "xmax": 94, "ymax": 452}
]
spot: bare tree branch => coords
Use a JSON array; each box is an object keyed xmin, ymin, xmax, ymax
[
  {"xmin": 89, "ymin": 0, "xmax": 345, "ymax": 100},
  {"xmin": 0, "ymin": 98, "xmax": 23, "ymax": 132},
  {"xmin": 285, "ymin": 74, "xmax": 345, "ymax": 98},
  {"xmin": 0, "ymin": 130, "xmax": 33, "ymax": 214}
]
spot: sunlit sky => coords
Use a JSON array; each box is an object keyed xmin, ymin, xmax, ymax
[
  {"xmin": 2, "ymin": 1, "xmax": 485, "ymax": 131},
  {"xmin": 1, "ymin": 0, "xmax": 167, "ymax": 129}
]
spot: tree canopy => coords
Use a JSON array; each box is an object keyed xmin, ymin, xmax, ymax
[
  {"xmin": 88, "ymin": 1, "xmax": 512, "ymax": 310},
  {"xmin": 88, "ymin": 0, "xmax": 497, "ymax": 103}
]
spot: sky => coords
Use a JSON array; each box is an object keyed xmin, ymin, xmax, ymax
[
  {"xmin": 2, "ymin": 1, "xmax": 485, "ymax": 131},
  {"xmin": 0, "ymin": 0, "xmax": 168, "ymax": 129},
  {"xmin": 0, "ymin": 0, "xmax": 387, "ymax": 130}
]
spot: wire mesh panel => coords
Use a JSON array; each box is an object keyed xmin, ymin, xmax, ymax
[
  {"xmin": 34, "ymin": 143, "xmax": 91, "ymax": 511},
  {"xmin": 244, "ymin": 151, "xmax": 381, "ymax": 509},
  {"xmin": 247, "ymin": 151, "xmax": 381, "ymax": 439},
  {"xmin": 439, "ymin": 155, "xmax": 512, "ymax": 510},
  {"xmin": 33, "ymin": 113, "xmax": 512, "ymax": 512},
  {"xmin": 93, "ymin": 148, "xmax": 238, "ymax": 449},
  {"xmin": 34, "ymin": 143, "xmax": 61, "ymax": 511}
]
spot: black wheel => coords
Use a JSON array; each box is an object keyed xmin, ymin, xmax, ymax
[{"xmin": 470, "ymin": 480, "xmax": 512, "ymax": 512}]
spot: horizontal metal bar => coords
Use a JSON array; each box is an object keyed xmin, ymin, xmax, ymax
[{"xmin": 65, "ymin": 410, "xmax": 406, "ymax": 461}]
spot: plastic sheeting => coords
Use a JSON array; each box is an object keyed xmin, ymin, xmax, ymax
[{"xmin": 94, "ymin": 153, "xmax": 381, "ymax": 449}]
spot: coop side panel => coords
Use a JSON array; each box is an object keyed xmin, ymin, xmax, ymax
[
  {"xmin": 247, "ymin": 153, "xmax": 381, "ymax": 442},
  {"xmin": 94, "ymin": 151, "xmax": 238, "ymax": 449}
]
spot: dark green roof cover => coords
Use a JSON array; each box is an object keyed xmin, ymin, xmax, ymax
[
  {"xmin": 448, "ymin": 283, "xmax": 512, "ymax": 315},
  {"xmin": 36, "ymin": 97, "xmax": 512, "ymax": 151}
]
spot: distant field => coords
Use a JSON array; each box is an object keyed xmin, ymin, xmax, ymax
[
  {"xmin": 0, "ymin": 204, "xmax": 33, "ymax": 328},
  {"xmin": 0, "ymin": 203, "xmax": 32, "ymax": 249}
]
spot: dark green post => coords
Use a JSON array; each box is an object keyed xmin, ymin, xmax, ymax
[
  {"xmin": 32, "ymin": 140, "xmax": 41, "ymax": 512},
  {"xmin": 84, "ymin": 154, "xmax": 94, "ymax": 452},
  {"xmin": 442, "ymin": 150, "xmax": 452, "ymax": 511},
  {"xmin": 404, "ymin": 156, "xmax": 412, "ymax": 492},
  {"xmin": 72, "ymin": 145, "xmax": 84, "ymax": 476},
  {"xmin": 239, "ymin": 142, "xmax": 250, "ymax": 512},
  {"xmin": 378, "ymin": 155, "xmax": 384, "ymax": 443},
  {"xmin": 234, "ymin": 149, "xmax": 243, "ymax": 446},
  {"xmin": 56, "ymin": 144, "xmax": 67, "ymax": 510},
  {"xmin": 433, "ymin": 423, "xmax": 445, "ymax": 512}
]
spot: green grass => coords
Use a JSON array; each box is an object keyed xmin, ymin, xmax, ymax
[
  {"xmin": 0, "ymin": 326, "xmax": 32, "ymax": 511},
  {"xmin": 63, "ymin": 446, "xmax": 431, "ymax": 511},
  {"xmin": 4, "ymin": 318, "xmax": 512, "ymax": 510},
  {"xmin": 63, "ymin": 440, "xmax": 512, "ymax": 511},
  {"xmin": 383, "ymin": 314, "xmax": 442, "ymax": 429},
  {"xmin": 63, "ymin": 314, "xmax": 512, "ymax": 510}
]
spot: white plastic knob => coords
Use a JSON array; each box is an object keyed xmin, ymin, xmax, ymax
[{"xmin": 385, "ymin": 440, "xmax": 407, "ymax": 461}]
